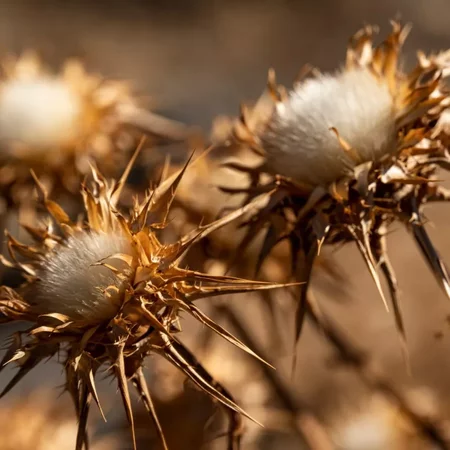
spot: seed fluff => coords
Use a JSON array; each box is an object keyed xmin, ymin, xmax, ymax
[
  {"xmin": 262, "ymin": 68, "xmax": 397, "ymax": 185},
  {"xmin": 32, "ymin": 231, "xmax": 133, "ymax": 323}
]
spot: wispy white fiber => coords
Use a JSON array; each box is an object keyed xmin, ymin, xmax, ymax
[
  {"xmin": 262, "ymin": 69, "xmax": 396, "ymax": 185},
  {"xmin": 32, "ymin": 231, "xmax": 132, "ymax": 323}
]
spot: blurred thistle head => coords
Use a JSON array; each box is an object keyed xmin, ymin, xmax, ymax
[
  {"xmin": 0, "ymin": 150, "xmax": 288, "ymax": 450},
  {"xmin": 330, "ymin": 391, "xmax": 440, "ymax": 450},
  {"xmin": 0, "ymin": 51, "xmax": 190, "ymax": 210},
  {"xmin": 215, "ymin": 22, "xmax": 450, "ymax": 351}
]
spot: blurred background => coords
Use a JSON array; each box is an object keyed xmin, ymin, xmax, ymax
[{"xmin": 1, "ymin": 1, "xmax": 450, "ymax": 449}]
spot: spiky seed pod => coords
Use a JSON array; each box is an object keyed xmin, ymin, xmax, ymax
[
  {"xmin": 222, "ymin": 23, "xmax": 447, "ymax": 188},
  {"xmin": 0, "ymin": 52, "xmax": 190, "ymax": 211},
  {"xmin": 0, "ymin": 153, "xmax": 290, "ymax": 450},
  {"xmin": 214, "ymin": 22, "xmax": 450, "ymax": 351}
]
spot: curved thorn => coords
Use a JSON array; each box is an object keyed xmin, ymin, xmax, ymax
[
  {"xmin": 116, "ymin": 344, "xmax": 137, "ymax": 450},
  {"xmin": 75, "ymin": 383, "xmax": 91, "ymax": 450},
  {"xmin": 132, "ymin": 368, "xmax": 169, "ymax": 450}
]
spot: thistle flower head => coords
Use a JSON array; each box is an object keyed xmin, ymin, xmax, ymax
[
  {"xmin": 0, "ymin": 52, "xmax": 142, "ymax": 208},
  {"xmin": 262, "ymin": 68, "xmax": 397, "ymax": 185},
  {"xmin": 32, "ymin": 231, "xmax": 133, "ymax": 323},
  {"xmin": 216, "ymin": 22, "xmax": 450, "ymax": 360},
  {"xmin": 0, "ymin": 152, "xmax": 288, "ymax": 449},
  {"xmin": 0, "ymin": 52, "xmax": 133, "ymax": 159},
  {"xmin": 0, "ymin": 76, "xmax": 83, "ymax": 151},
  {"xmin": 223, "ymin": 23, "xmax": 446, "ymax": 188}
]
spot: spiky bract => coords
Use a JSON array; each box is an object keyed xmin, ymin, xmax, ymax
[
  {"xmin": 215, "ymin": 23, "xmax": 450, "ymax": 349},
  {"xmin": 0, "ymin": 155, "xmax": 287, "ymax": 450}
]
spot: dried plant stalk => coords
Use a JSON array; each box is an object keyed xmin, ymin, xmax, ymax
[{"xmin": 306, "ymin": 295, "xmax": 450, "ymax": 450}]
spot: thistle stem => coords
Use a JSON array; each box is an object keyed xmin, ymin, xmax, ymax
[
  {"xmin": 306, "ymin": 296, "xmax": 450, "ymax": 450},
  {"xmin": 117, "ymin": 103, "xmax": 193, "ymax": 142},
  {"xmin": 0, "ymin": 210, "xmax": 8, "ymax": 284},
  {"xmin": 215, "ymin": 303, "xmax": 335, "ymax": 450},
  {"xmin": 222, "ymin": 389, "xmax": 243, "ymax": 450}
]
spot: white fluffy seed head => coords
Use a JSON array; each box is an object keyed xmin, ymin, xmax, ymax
[
  {"xmin": 0, "ymin": 77, "xmax": 83, "ymax": 151},
  {"xmin": 261, "ymin": 69, "xmax": 396, "ymax": 186},
  {"xmin": 30, "ymin": 231, "xmax": 132, "ymax": 323}
]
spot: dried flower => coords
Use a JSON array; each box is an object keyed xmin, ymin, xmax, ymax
[
  {"xmin": 0, "ymin": 152, "xmax": 289, "ymax": 450},
  {"xmin": 0, "ymin": 52, "xmax": 190, "ymax": 211},
  {"xmin": 0, "ymin": 52, "xmax": 131, "ymax": 202},
  {"xmin": 215, "ymin": 22, "xmax": 450, "ymax": 350},
  {"xmin": 261, "ymin": 68, "xmax": 397, "ymax": 186},
  {"xmin": 223, "ymin": 23, "xmax": 446, "ymax": 187}
]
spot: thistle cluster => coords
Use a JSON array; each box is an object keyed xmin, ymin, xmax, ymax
[
  {"xmin": 1, "ymin": 20, "xmax": 450, "ymax": 450},
  {"xmin": 0, "ymin": 150, "xmax": 286, "ymax": 449}
]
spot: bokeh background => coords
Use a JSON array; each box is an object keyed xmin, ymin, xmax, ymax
[{"xmin": 1, "ymin": 1, "xmax": 450, "ymax": 449}]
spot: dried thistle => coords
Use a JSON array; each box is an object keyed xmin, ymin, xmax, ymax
[
  {"xmin": 214, "ymin": 22, "xmax": 450, "ymax": 349},
  {"xmin": 167, "ymin": 154, "xmax": 257, "ymax": 271},
  {"xmin": 0, "ymin": 51, "xmax": 190, "ymax": 211},
  {"xmin": 0, "ymin": 152, "xmax": 289, "ymax": 450}
]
